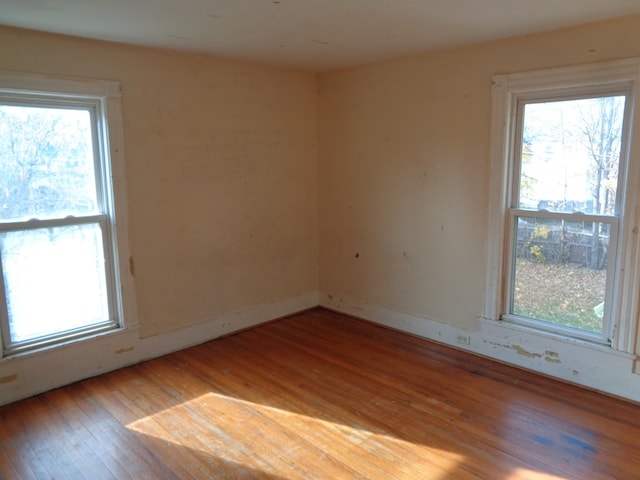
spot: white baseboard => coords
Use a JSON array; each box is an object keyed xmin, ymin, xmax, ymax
[
  {"xmin": 4, "ymin": 289, "xmax": 638, "ymax": 406},
  {"xmin": 0, "ymin": 291, "xmax": 319, "ymax": 407},
  {"xmin": 319, "ymin": 292, "xmax": 640, "ymax": 403}
]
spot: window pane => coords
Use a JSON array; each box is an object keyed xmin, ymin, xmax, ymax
[
  {"xmin": 1, "ymin": 224, "xmax": 110, "ymax": 343},
  {"xmin": 512, "ymin": 217, "xmax": 608, "ymax": 334},
  {"xmin": 519, "ymin": 96, "xmax": 625, "ymax": 215},
  {"xmin": 0, "ymin": 105, "xmax": 98, "ymax": 221}
]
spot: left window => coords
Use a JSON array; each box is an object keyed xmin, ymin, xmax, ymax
[{"xmin": 0, "ymin": 72, "xmax": 134, "ymax": 356}]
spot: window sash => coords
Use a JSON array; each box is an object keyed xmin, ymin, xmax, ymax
[
  {"xmin": 0, "ymin": 215, "xmax": 118, "ymax": 355},
  {"xmin": 503, "ymin": 209, "xmax": 619, "ymax": 344},
  {"xmin": 0, "ymin": 96, "xmax": 109, "ymax": 221},
  {"xmin": 510, "ymin": 93, "xmax": 629, "ymax": 218},
  {"xmin": 0, "ymin": 214, "xmax": 108, "ymax": 233}
]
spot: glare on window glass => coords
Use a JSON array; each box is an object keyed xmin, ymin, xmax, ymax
[
  {"xmin": 519, "ymin": 96, "xmax": 624, "ymax": 215},
  {"xmin": 1, "ymin": 225, "xmax": 110, "ymax": 343},
  {"xmin": 0, "ymin": 105, "xmax": 98, "ymax": 221}
]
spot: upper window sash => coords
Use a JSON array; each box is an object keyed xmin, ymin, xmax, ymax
[
  {"xmin": 510, "ymin": 92, "xmax": 631, "ymax": 220},
  {"xmin": 0, "ymin": 95, "xmax": 112, "ymax": 221}
]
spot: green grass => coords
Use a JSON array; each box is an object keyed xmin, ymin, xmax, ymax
[{"xmin": 512, "ymin": 258, "xmax": 606, "ymax": 333}]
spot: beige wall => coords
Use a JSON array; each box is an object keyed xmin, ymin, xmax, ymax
[
  {"xmin": 318, "ymin": 14, "xmax": 640, "ymax": 329},
  {"xmin": 2, "ymin": 15, "xmax": 640, "ymax": 402},
  {"xmin": 2, "ymin": 13, "xmax": 640, "ymax": 350},
  {"xmin": 0, "ymin": 26, "xmax": 319, "ymax": 338}
]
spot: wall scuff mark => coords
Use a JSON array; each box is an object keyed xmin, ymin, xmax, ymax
[
  {"xmin": 0, "ymin": 374, "xmax": 17, "ymax": 384},
  {"xmin": 114, "ymin": 347, "xmax": 134, "ymax": 354},
  {"xmin": 544, "ymin": 350, "xmax": 561, "ymax": 364},
  {"xmin": 510, "ymin": 345, "xmax": 543, "ymax": 359}
]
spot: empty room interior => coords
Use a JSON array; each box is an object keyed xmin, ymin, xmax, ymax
[{"xmin": 3, "ymin": 1, "xmax": 640, "ymax": 478}]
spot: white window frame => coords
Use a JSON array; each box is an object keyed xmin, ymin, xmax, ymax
[
  {"xmin": 0, "ymin": 71, "xmax": 137, "ymax": 357},
  {"xmin": 483, "ymin": 58, "xmax": 640, "ymax": 353}
]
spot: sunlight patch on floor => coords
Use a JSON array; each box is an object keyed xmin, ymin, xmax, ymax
[
  {"xmin": 126, "ymin": 391, "xmax": 466, "ymax": 478},
  {"xmin": 508, "ymin": 468, "xmax": 569, "ymax": 480}
]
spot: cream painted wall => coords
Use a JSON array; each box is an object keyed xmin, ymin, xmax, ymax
[
  {"xmin": 318, "ymin": 14, "xmax": 640, "ymax": 331},
  {"xmin": 0, "ymin": 26, "xmax": 319, "ymax": 339},
  {"xmin": 3, "ymin": 14, "xmax": 640, "ymax": 404}
]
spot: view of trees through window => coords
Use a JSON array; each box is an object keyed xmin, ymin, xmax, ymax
[
  {"xmin": 511, "ymin": 95, "xmax": 625, "ymax": 335},
  {"xmin": 0, "ymin": 105, "xmax": 98, "ymax": 221}
]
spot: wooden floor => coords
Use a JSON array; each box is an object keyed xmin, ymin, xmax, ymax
[{"xmin": 1, "ymin": 308, "xmax": 640, "ymax": 479}]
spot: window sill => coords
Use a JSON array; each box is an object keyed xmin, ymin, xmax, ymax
[
  {"xmin": 478, "ymin": 314, "xmax": 636, "ymax": 360},
  {"xmin": 0, "ymin": 325, "xmax": 140, "ymax": 363}
]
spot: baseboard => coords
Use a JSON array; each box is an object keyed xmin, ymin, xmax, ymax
[
  {"xmin": 319, "ymin": 292, "xmax": 640, "ymax": 403},
  {"xmin": 4, "ymin": 289, "xmax": 638, "ymax": 406},
  {"xmin": 0, "ymin": 291, "xmax": 320, "ymax": 406}
]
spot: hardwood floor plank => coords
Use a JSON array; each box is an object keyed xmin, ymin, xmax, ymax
[
  {"xmin": 52, "ymin": 385, "xmax": 139, "ymax": 480},
  {"xmin": 12, "ymin": 399, "xmax": 76, "ymax": 480},
  {"xmin": 73, "ymin": 380, "xmax": 183, "ymax": 480},
  {"xmin": 32, "ymin": 391, "xmax": 120, "ymax": 480},
  {"xmin": 245, "ymin": 319, "xmax": 572, "ymax": 477},
  {"xmin": 146, "ymin": 353, "xmax": 365, "ymax": 479},
  {"xmin": 1, "ymin": 307, "xmax": 640, "ymax": 479},
  {"xmin": 272, "ymin": 311, "xmax": 640, "ymax": 476},
  {"xmin": 235, "ymin": 325, "xmax": 562, "ymax": 479},
  {"xmin": 0, "ymin": 404, "xmax": 46, "ymax": 480}
]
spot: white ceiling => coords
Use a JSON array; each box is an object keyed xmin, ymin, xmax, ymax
[{"xmin": 2, "ymin": 0, "xmax": 640, "ymax": 71}]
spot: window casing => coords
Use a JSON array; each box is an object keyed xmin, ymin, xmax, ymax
[
  {"xmin": 484, "ymin": 59, "xmax": 640, "ymax": 352},
  {"xmin": 0, "ymin": 72, "xmax": 135, "ymax": 356}
]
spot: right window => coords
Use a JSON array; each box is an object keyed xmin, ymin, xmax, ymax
[
  {"xmin": 508, "ymin": 94, "xmax": 629, "ymax": 342},
  {"xmin": 487, "ymin": 60, "xmax": 640, "ymax": 350}
]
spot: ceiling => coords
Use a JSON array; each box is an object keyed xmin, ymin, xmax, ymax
[{"xmin": 2, "ymin": 0, "xmax": 640, "ymax": 71}]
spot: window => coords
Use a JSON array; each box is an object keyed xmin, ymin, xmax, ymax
[
  {"xmin": 0, "ymin": 72, "xmax": 135, "ymax": 356},
  {"xmin": 485, "ymin": 59, "xmax": 640, "ymax": 351}
]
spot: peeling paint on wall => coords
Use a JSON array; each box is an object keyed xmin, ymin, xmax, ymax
[
  {"xmin": 114, "ymin": 347, "xmax": 134, "ymax": 354},
  {"xmin": 545, "ymin": 350, "xmax": 561, "ymax": 364},
  {"xmin": 0, "ymin": 374, "xmax": 17, "ymax": 384},
  {"xmin": 484, "ymin": 340, "xmax": 551, "ymax": 360},
  {"xmin": 510, "ymin": 345, "xmax": 543, "ymax": 359}
]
